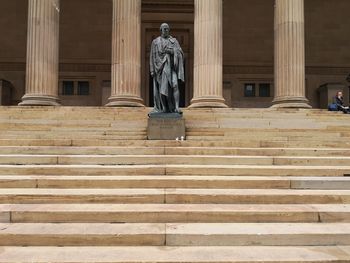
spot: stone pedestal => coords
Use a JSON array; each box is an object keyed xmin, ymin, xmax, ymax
[
  {"xmin": 318, "ymin": 83, "xmax": 347, "ymax": 109},
  {"xmin": 147, "ymin": 114, "xmax": 185, "ymax": 140},
  {"xmin": 272, "ymin": 0, "xmax": 310, "ymax": 109},
  {"xmin": 20, "ymin": 0, "xmax": 60, "ymax": 106},
  {"xmin": 106, "ymin": 0, "xmax": 144, "ymax": 107},
  {"xmin": 189, "ymin": 0, "xmax": 227, "ymax": 108}
]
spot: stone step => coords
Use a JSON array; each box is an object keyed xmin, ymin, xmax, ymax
[
  {"xmin": 1, "ymin": 155, "xmax": 350, "ymax": 166},
  {"xmin": 0, "ymin": 129, "xmax": 147, "ymax": 134},
  {"xmin": 165, "ymin": 223, "xmax": 350, "ymax": 246},
  {"xmin": 165, "ymin": 147, "xmax": 350, "ymax": 157},
  {"xmin": 1, "ymin": 204, "xmax": 349, "ymax": 223},
  {"xmin": 0, "ymin": 165, "xmax": 165, "ymax": 176},
  {"xmin": 0, "ymin": 223, "xmax": 164, "ymax": 246},
  {"xmin": 1, "ymin": 246, "xmax": 350, "ymax": 262},
  {"xmin": 0, "ymin": 188, "xmax": 164, "ymax": 204},
  {"xmin": 186, "ymin": 128, "xmax": 344, "ymax": 135},
  {"xmin": 0, "ymin": 155, "xmax": 274, "ymax": 166},
  {"xmin": 0, "ymin": 146, "xmax": 349, "ymax": 157},
  {"xmin": 0, "ymin": 146, "xmax": 165, "ymax": 155},
  {"xmin": 45, "ymin": 139, "xmax": 350, "ymax": 148},
  {"xmin": 186, "ymin": 130, "xmax": 349, "ymax": 141},
  {"xmin": 187, "ymin": 136, "xmax": 350, "ymax": 145},
  {"xmin": 165, "ymin": 165, "xmax": 350, "ymax": 176},
  {"xmin": 0, "ymin": 135, "xmax": 147, "ymax": 140},
  {"xmin": 0, "ymin": 176, "xmax": 349, "ymax": 190},
  {"xmin": 2, "ymin": 137, "xmax": 349, "ymax": 148},
  {"xmin": 0, "ymin": 164, "xmax": 349, "ymax": 176},
  {"xmin": 0, "ymin": 188, "xmax": 349, "ymax": 204},
  {"xmin": 1, "ymin": 138, "xmax": 350, "ymax": 149},
  {"xmin": 0, "ymin": 223, "xmax": 350, "ymax": 246},
  {"xmin": 0, "ymin": 175, "xmax": 291, "ymax": 189},
  {"xmin": 164, "ymin": 189, "xmax": 350, "ymax": 204},
  {"xmin": 1, "ymin": 128, "xmax": 341, "ymax": 135}
]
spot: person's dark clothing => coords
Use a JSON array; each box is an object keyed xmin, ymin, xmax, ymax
[{"xmin": 333, "ymin": 96, "xmax": 350, "ymax": 113}]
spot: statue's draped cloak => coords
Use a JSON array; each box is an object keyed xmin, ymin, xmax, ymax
[{"xmin": 150, "ymin": 36, "xmax": 184, "ymax": 97}]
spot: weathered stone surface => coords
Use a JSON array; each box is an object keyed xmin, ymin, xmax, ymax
[
  {"xmin": 0, "ymin": 246, "xmax": 350, "ymax": 262},
  {"xmin": 4, "ymin": 204, "xmax": 348, "ymax": 223},
  {"xmin": 0, "ymin": 107, "xmax": 350, "ymax": 262},
  {"xmin": 0, "ymin": 223, "xmax": 165, "ymax": 246}
]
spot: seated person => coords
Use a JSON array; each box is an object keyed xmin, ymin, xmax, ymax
[{"xmin": 333, "ymin": 91, "xmax": 350, "ymax": 113}]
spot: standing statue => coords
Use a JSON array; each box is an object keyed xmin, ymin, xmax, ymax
[{"xmin": 150, "ymin": 23, "xmax": 184, "ymax": 114}]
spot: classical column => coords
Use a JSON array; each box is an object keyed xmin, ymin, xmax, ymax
[
  {"xmin": 190, "ymin": 0, "xmax": 227, "ymax": 108},
  {"xmin": 107, "ymin": 0, "xmax": 144, "ymax": 107},
  {"xmin": 20, "ymin": 0, "xmax": 60, "ymax": 106},
  {"xmin": 272, "ymin": 0, "xmax": 311, "ymax": 108}
]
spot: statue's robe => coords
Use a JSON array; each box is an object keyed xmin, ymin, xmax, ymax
[{"xmin": 150, "ymin": 36, "xmax": 184, "ymax": 112}]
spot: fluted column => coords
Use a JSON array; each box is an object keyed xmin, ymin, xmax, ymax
[
  {"xmin": 20, "ymin": 0, "xmax": 60, "ymax": 106},
  {"xmin": 190, "ymin": 0, "xmax": 227, "ymax": 108},
  {"xmin": 272, "ymin": 0, "xmax": 310, "ymax": 108},
  {"xmin": 107, "ymin": 0, "xmax": 144, "ymax": 107}
]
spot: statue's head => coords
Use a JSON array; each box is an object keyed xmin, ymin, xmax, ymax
[{"xmin": 160, "ymin": 23, "xmax": 170, "ymax": 38}]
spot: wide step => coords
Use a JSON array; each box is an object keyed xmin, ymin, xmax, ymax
[
  {"xmin": 1, "ymin": 223, "xmax": 350, "ymax": 246},
  {"xmin": 1, "ymin": 164, "xmax": 350, "ymax": 176},
  {"xmin": 2, "ymin": 175, "xmax": 349, "ymax": 189},
  {"xmin": 1, "ymin": 188, "xmax": 350, "ymax": 204},
  {"xmin": 1, "ymin": 154, "xmax": 350, "ymax": 166},
  {"xmin": 1, "ymin": 246, "xmax": 350, "ymax": 262},
  {"xmin": 1, "ymin": 146, "xmax": 350, "ymax": 157},
  {"xmin": 2, "ymin": 204, "xmax": 349, "ymax": 223}
]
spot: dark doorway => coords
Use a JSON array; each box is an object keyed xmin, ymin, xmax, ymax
[{"xmin": 0, "ymin": 79, "xmax": 13, "ymax": 105}]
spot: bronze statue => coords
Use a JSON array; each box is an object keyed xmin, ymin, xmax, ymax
[{"xmin": 150, "ymin": 23, "xmax": 184, "ymax": 114}]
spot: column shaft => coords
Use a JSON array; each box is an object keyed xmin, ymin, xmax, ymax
[
  {"xmin": 190, "ymin": 0, "xmax": 227, "ymax": 108},
  {"xmin": 272, "ymin": 0, "xmax": 310, "ymax": 108},
  {"xmin": 107, "ymin": 0, "xmax": 144, "ymax": 107},
  {"xmin": 20, "ymin": 0, "xmax": 60, "ymax": 106}
]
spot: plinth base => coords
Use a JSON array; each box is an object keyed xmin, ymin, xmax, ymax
[
  {"xmin": 271, "ymin": 97, "xmax": 311, "ymax": 109},
  {"xmin": 19, "ymin": 95, "xmax": 60, "ymax": 106},
  {"xmin": 106, "ymin": 96, "xmax": 144, "ymax": 107},
  {"xmin": 189, "ymin": 97, "xmax": 228, "ymax": 108},
  {"xmin": 147, "ymin": 113, "xmax": 185, "ymax": 140}
]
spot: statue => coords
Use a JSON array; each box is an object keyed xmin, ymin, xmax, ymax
[{"xmin": 150, "ymin": 23, "xmax": 184, "ymax": 115}]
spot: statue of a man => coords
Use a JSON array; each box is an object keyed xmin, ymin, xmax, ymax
[{"xmin": 150, "ymin": 23, "xmax": 184, "ymax": 114}]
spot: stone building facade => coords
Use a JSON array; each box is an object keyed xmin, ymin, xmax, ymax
[{"xmin": 0, "ymin": 0, "xmax": 349, "ymax": 108}]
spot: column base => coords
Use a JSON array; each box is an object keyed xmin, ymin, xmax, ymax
[
  {"xmin": 19, "ymin": 95, "xmax": 60, "ymax": 106},
  {"xmin": 271, "ymin": 97, "xmax": 312, "ymax": 109},
  {"xmin": 189, "ymin": 96, "xmax": 228, "ymax": 108},
  {"xmin": 106, "ymin": 96, "xmax": 144, "ymax": 107}
]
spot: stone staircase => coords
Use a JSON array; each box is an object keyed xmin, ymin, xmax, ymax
[{"xmin": 0, "ymin": 106, "xmax": 350, "ymax": 262}]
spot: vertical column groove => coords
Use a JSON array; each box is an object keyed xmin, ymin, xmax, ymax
[
  {"xmin": 20, "ymin": 0, "xmax": 60, "ymax": 106},
  {"xmin": 107, "ymin": 0, "xmax": 144, "ymax": 107},
  {"xmin": 190, "ymin": 0, "xmax": 227, "ymax": 108},
  {"xmin": 272, "ymin": 0, "xmax": 310, "ymax": 108}
]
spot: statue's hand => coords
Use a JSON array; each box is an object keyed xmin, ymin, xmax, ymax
[{"xmin": 151, "ymin": 72, "xmax": 154, "ymax": 77}]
